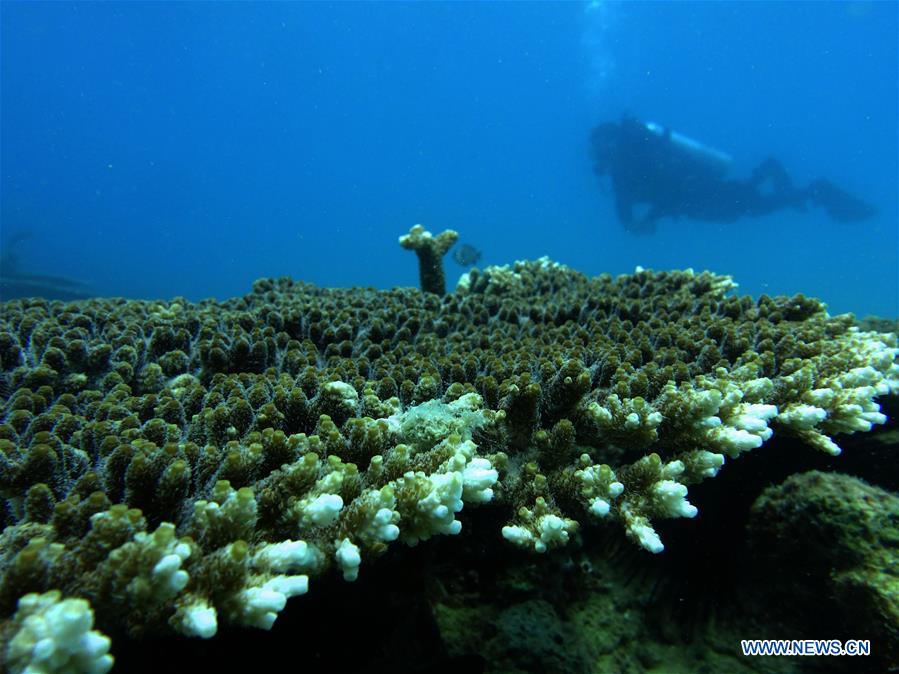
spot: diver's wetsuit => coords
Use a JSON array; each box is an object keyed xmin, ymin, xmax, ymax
[{"xmin": 591, "ymin": 117, "xmax": 876, "ymax": 233}]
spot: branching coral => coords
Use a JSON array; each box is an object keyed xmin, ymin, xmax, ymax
[
  {"xmin": 0, "ymin": 246, "xmax": 895, "ymax": 670},
  {"xmin": 399, "ymin": 224, "xmax": 459, "ymax": 295}
]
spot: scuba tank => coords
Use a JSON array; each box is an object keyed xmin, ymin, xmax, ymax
[{"xmin": 644, "ymin": 121, "xmax": 733, "ymax": 178}]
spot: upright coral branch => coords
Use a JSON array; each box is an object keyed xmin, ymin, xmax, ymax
[{"xmin": 399, "ymin": 224, "xmax": 459, "ymax": 295}]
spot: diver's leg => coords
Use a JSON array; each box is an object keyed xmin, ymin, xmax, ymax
[
  {"xmin": 745, "ymin": 158, "xmax": 809, "ymax": 216},
  {"xmin": 751, "ymin": 158, "xmax": 876, "ymax": 222},
  {"xmin": 807, "ymin": 179, "xmax": 877, "ymax": 223},
  {"xmin": 750, "ymin": 157, "xmax": 794, "ymax": 193}
]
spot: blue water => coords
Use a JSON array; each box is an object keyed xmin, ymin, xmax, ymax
[{"xmin": 2, "ymin": 1, "xmax": 896, "ymax": 317}]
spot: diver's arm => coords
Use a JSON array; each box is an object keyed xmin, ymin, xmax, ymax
[
  {"xmin": 640, "ymin": 205, "xmax": 663, "ymax": 229},
  {"xmin": 615, "ymin": 194, "xmax": 634, "ymax": 226}
]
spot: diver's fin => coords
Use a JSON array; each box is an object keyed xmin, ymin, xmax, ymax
[{"xmin": 807, "ymin": 179, "xmax": 877, "ymax": 223}]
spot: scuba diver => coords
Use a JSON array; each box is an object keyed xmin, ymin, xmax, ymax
[{"xmin": 590, "ymin": 115, "xmax": 877, "ymax": 233}]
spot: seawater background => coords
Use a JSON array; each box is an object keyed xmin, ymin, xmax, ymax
[{"xmin": 2, "ymin": 1, "xmax": 896, "ymax": 317}]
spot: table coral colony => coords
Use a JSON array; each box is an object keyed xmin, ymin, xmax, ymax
[{"xmin": 0, "ymin": 225, "xmax": 896, "ymax": 673}]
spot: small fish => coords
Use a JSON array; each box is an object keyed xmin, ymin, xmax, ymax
[{"xmin": 452, "ymin": 243, "xmax": 482, "ymax": 267}]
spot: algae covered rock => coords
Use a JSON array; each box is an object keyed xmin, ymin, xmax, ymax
[
  {"xmin": 747, "ymin": 470, "xmax": 899, "ymax": 667},
  {"xmin": 493, "ymin": 599, "xmax": 589, "ymax": 674}
]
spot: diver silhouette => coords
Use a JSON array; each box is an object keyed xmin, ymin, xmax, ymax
[{"xmin": 590, "ymin": 116, "xmax": 877, "ymax": 233}]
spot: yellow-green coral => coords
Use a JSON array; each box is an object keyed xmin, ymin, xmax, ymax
[
  {"xmin": 0, "ymin": 254, "xmax": 896, "ymax": 670},
  {"xmin": 399, "ymin": 224, "xmax": 459, "ymax": 296}
]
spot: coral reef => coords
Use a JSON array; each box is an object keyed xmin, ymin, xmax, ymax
[{"xmin": 0, "ymin": 246, "xmax": 896, "ymax": 670}]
